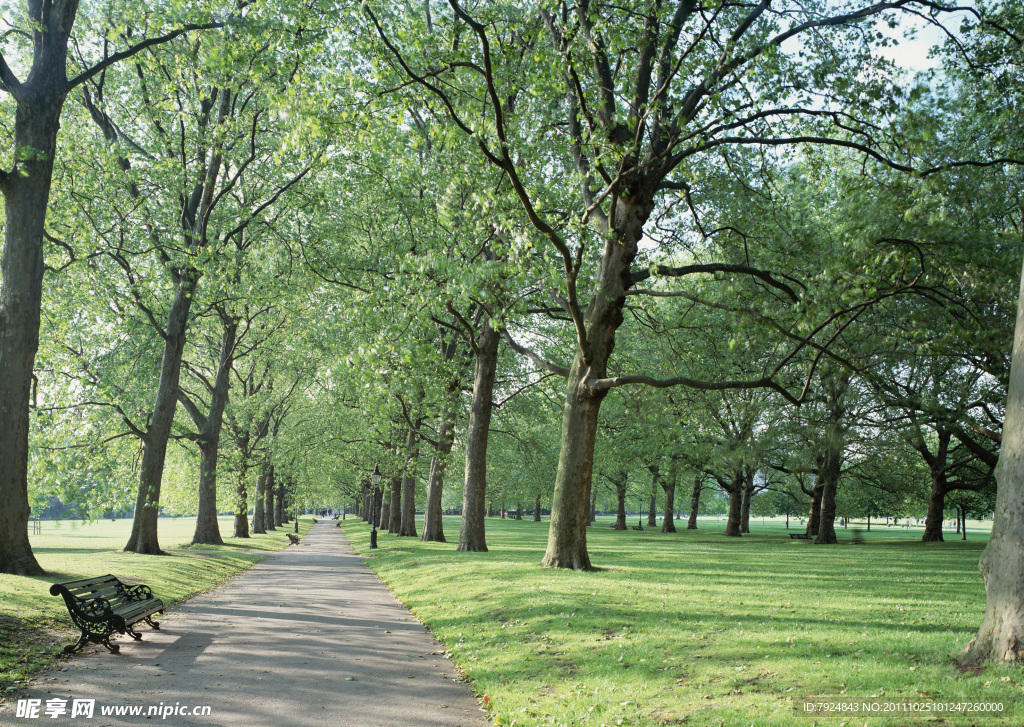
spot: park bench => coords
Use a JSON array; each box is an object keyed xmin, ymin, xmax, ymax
[
  {"xmin": 49, "ymin": 575, "xmax": 164, "ymax": 654},
  {"xmin": 790, "ymin": 532, "xmax": 810, "ymax": 539},
  {"xmin": 287, "ymin": 533, "xmax": 300, "ymax": 544}
]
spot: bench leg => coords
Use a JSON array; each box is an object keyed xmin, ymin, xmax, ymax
[
  {"xmin": 144, "ymin": 615, "xmax": 161, "ymax": 630},
  {"xmin": 63, "ymin": 632, "xmax": 90, "ymax": 654},
  {"xmin": 101, "ymin": 636, "xmax": 120, "ymax": 653},
  {"xmin": 126, "ymin": 624, "xmax": 143, "ymax": 641},
  {"xmin": 64, "ymin": 630, "xmax": 120, "ymax": 654}
]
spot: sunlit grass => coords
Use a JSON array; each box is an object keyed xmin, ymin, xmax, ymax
[
  {"xmin": 342, "ymin": 514, "xmax": 1019, "ymax": 727},
  {"xmin": 1, "ymin": 515, "xmax": 312, "ymax": 697}
]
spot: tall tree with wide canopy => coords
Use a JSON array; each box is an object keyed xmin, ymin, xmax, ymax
[
  {"xmin": 0, "ymin": 0, "xmax": 224, "ymax": 574},
  {"xmin": 359, "ymin": 0, "xmax": 996, "ymax": 569},
  {"xmin": 74, "ymin": 16, "xmax": 316, "ymax": 553}
]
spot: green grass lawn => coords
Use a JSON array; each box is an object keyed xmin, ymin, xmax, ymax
[
  {"xmin": 342, "ymin": 514, "xmax": 1018, "ymax": 727},
  {"xmin": 0, "ymin": 515, "xmax": 312, "ymax": 698}
]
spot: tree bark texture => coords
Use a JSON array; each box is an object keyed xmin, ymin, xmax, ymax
[
  {"xmin": 960, "ymin": 257, "xmax": 1024, "ymax": 667},
  {"xmin": 688, "ymin": 473, "xmax": 702, "ymax": 530},
  {"xmin": 539, "ymin": 174, "xmax": 652, "ymax": 569},
  {"xmin": 422, "ymin": 393, "xmax": 456, "ymax": 542},
  {"xmin": 647, "ymin": 464, "xmax": 659, "ymax": 527},
  {"xmin": 380, "ymin": 486, "xmax": 392, "ymax": 532},
  {"xmin": 233, "ymin": 450, "xmax": 250, "ymax": 538},
  {"xmin": 387, "ymin": 472, "xmax": 401, "ymax": 534},
  {"xmin": 457, "ymin": 318, "xmax": 500, "ymax": 552},
  {"xmin": 661, "ymin": 461, "xmax": 677, "ymax": 533},
  {"xmin": 613, "ymin": 471, "xmax": 628, "ymax": 530},
  {"xmin": 918, "ymin": 428, "xmax": 953, "ymax": 543},
  {"xmin": 399, "ymin": 425, "xmax": 419, "ymax": 537},
  {"xmin": 723, "ymin": 472, "xmax": 743, "ymax": 537},
  {"xmin": 541, "ymin": 362, "xmax": 607, "ymax": 568},
  {"xmin": 806, "ymin": 483, "xmax": 823, "ymax": 538},
  {"xmin": 0, "ymin": 0, "xmax": 79, "ymax": 575},
  {"xmin": 534, "ymin": 493, "xmax": 542, "ymax": 522},
  {"xmin": 274, "ymin": 475, "xmax": 285, "ymax": 528},
  {"xmin": 740, "ymin": 469, "xmax": 754, "ymax": 534},
  {"xmin": 252, "ymin": 470, "xmax": 267, "ymax": 534},
  {"xmin": 189, "ymin": 319, "xmax": 237, "ymax": 545},
  {"xmin": 124, "ymin": 275, "xmax": 199, "ymax": 554},
  {"xmin": 264, "ymin": 465, "xmax": 277, "ymax": 530}
]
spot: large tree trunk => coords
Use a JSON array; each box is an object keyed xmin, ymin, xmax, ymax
[
  {"xmin": 541, "ymin": 363, "xmax": 607, "ymax": 568},
  {"xmin": 922, "ymin": 468, "xmax": 948, "ymax": 543},
  {"xmin": 0, "ymin": 1, "xmax": 78, "ymax": 575},
  {"xmin": 723, "ymin": 473, "xmax": 743, "ymax": 537},
  {"xmin": 264, "ymin": 465, "xmax": 277, "ymax": 531},
  {"xmin": 688, "ymin": 473, "xmax": 702, "ymax": 530},
  {"xmin": 806, "ymin": 482, "xmax": 823, "ymax": 537},
  {"xmin": 192, "ymin": 441, "xmax": 225, "ymax": 545},
  {"xmin": 232, "ymin": 441, "xmax": 250, "ymax": 538},
  {"xmin": 816, "ymin": 474, "xmax": 839, "ymax": 544},
  {"xmin": 380, "ymin": 485, "xmax": 392, "ymax": 531},
  {"xmin": 814, "ymin": 436, "xmax": 844, "ymax": 545},
  {"xmin": 399, "ymin": 426, "xmax": 419, "ymax": 537},
  {"xmin": 252, "ymin": 469, "xmax": 267, "ymax": 534},
  {"xmin": 274, "ymin": 474, "xmax": 285, "ymax": 528},
  {"xmin": 919, "ymin": 430, "xmax": 952, "ymax": 543},
  {"xmin": 190, "ymin": 319, "xmax": 237, "ymax": 545},
  {"xmin": 387, "ymin": 472, "xmax": 402, "ymax": 534},
  {"xmin": 125, "ymin": 275, "xmax": 198, "ymax": 554},
  {"xmin": 422, "ymin": 392, "xmax": 456, "ymax": 542},
  {"xmin": 740, "ymin": 469, "xmax": 754, "ymax": 534},
  {"xmin": 540, "ymin": 186, "xmax": 645, "ymax": 569},
  {"xmin": 647, "ymin": 464, "xmax": 659, "ymax": 527},
  {"xmin": 960, "ymin": 258, "xmax": 1024, "ymax": 667},
  {"xmin": 613, "ymin": 471, "xmax": 628, "ymax": 530},
  {"xmin": 279, "ymin": 475, "xmax": 291, "ymax": 525},
  {"xmin": 813, "ymin": 374, "xmax": 848, "ymax": 545},
  {"xmin": 457, "ymin": 319, "xmax": 500, "ymax": 552},
  {"xmin": 661, "ymin": 460, "xmax": 677, "ymax": 533}
]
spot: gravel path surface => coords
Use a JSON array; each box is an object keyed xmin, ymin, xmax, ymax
[{"xmin": 14, "ymin": 522, "xmax": 488, "ymax": 727}]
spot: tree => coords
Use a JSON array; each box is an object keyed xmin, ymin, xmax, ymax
[
  {"xmin": 359, "ymin": 0, "xmax": 991, "ymax": 569},
  {"xmin": 0, "ymin": 0, "xmax": 223, "ymax": 575},
  {"xmin": 73, "ymin": 15, "xmax": 316, "ymax": 553}
]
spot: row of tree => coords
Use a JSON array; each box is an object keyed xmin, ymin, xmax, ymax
[{"xmin": 0, "ymin": 0, "xmax": 1021, "ymax": 666}]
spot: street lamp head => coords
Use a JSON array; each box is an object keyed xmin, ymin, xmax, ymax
[{"xmin": 370, "ymin": 464, "xmax": 381, "ymax": 487}]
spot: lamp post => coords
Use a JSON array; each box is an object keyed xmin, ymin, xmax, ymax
[{"xmin": 369, "ymin": 464, "xmax": 382, "ymax": 549}]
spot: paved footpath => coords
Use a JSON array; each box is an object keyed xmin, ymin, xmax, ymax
[{"xmin": 12, "ymin": 522, "xmax": 489, "ymax": 727}]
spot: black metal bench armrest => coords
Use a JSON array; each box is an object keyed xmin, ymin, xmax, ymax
[
  {"xmin": 124, "ymin": 584, "xmax": 154, "ymax": 601},
  {"xmin": 78, "ymin": 597, "xmax": 114, "ymax": 620}
]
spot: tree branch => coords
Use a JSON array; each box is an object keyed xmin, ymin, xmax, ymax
[
  {"xmin": 67, "ymin": 22, "xmax": 226, "ymax": 91},
  {"xmin": 629, "ymin": 262, "xmax": 802, "ymax": 301},
  {"xmin": 500, "ymin": 329, "xmax": 570, "ymax": 378},
  {"xmin": 0, "ymin": 51, "xmax": 24, "ymax": 101},
  {"xmin": 589, "ymin": 373, "xmax": 801, "ymax": 406}
]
